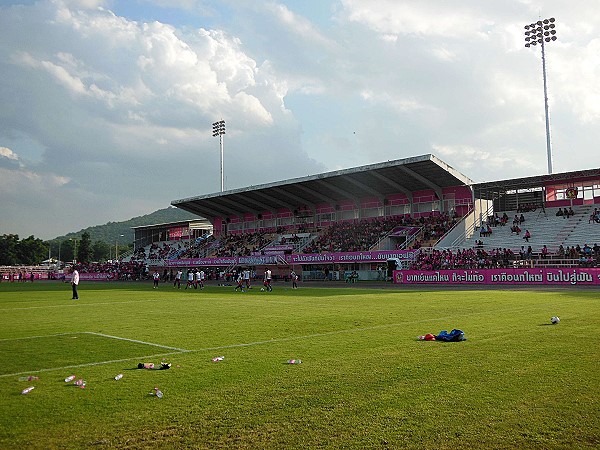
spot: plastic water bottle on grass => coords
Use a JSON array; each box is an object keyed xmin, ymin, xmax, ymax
[
  {"xmin": 287, "ymin": 359, "xmax": 302, "ymax": 365},
  {"xmin": 74, "ymin": 379, "xmax": 86, "ymax": 388},
  {"xmin": 65, "ymin": 375, "xmax": 76, "ymax": 383},
  {"xmin": 21, "ymin": 386, "xmax": 35, "ymax": 395},
  {"xmin": 114, "ymin": 374, "xmax": 123, "ymax": 380},
  {"xmin": 150, "ymin": 387, "xmax": 163, "ymax": 398}
]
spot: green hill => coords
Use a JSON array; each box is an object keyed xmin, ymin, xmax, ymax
[{"xmin": 50, "ymin": 207, "xmax": 203, "ymax": 244}]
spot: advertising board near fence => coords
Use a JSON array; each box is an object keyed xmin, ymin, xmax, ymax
[
  {"xmin": 164, "ymin": 250, "xmax": 417, "ymax": 267},
  {"xmin": 394, "ymin": 268, "xmax": 600, "ymax": 286}
]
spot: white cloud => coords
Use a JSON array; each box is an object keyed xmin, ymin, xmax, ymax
[
  {"xmin": 0, "ymin": 0, "xmax": 599, "ymax": 240},
  {"xmin": 0, "ymin": 147, "xmax": 20, "ymax": 161}
]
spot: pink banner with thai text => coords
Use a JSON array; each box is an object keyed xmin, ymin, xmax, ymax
[
  {"xmin": 165, "ymin": 250, "xmax": 418, "ymax": 267},
  {"xmin": 63, "ymin": 272, "xmax": 116, "ymax": 281},
  {"xmin": 394, "ymin": 268, "xmax": 600, "ymax": 286}
]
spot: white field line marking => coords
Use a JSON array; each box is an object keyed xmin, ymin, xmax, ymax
[
  {"xmin": 194, "ymin": 304, "xmax": 541, "ymax": 352},
  {"xmin": 0, "ymin": 351, "xmax": 185, "ymax": 379},
  {"xmin": 0, "ymin": 299, "xmax": 163, "ymax": 311},
  {"xmin": 0, "ymin": 332, "xmax": 81, "ymax": 342},
  {"xmin": 0, "ymin": 305, "xmax": 541, "ymax": 378},
  {"xmin": 0, "ymin": 331, "xmax": 190, "ymax": 353},
  {"xmin": 85, "ymin": 332, "xmax": 191, "ymax": 353}
]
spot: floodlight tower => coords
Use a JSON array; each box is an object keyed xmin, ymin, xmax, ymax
[
  {"xmin": 524, "ymin": 18, "xmax": 557, "ymax": 174},
  {"xmin": 212, "ymin": 120, "xmax": 226, "ymax": 192}
]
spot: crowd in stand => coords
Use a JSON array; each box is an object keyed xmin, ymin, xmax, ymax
[
  {"xmin": 72, "ymin": 260, "xmax": 147, "ymax": 280},
  {"xmin": 303, "ymin": 213, "xmax": 458, "ymax": 254},
  {"xmin": 410, "ymin": 248, "xmax": 518, "ymax": 270},
  {"xmin": 410, "ymin": 242, "xmax": 600, "ymax": 270},
  {"xmin": 214, "ymin": 232, "xmax": 270, "ymax": 257}
]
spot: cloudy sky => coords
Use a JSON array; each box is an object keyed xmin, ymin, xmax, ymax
[{"xmin": 1, "ymin": 0, "xmax": 599, "ymax": 240}]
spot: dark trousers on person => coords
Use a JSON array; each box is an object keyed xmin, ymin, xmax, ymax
[{"xmin": 72, "ymin": 283, "xmax": 78, "ymax": 299}]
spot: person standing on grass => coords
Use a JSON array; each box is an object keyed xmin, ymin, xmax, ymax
[
  {"xmin": 264, "ymin": 268, "xmax": 273, "ymax": 291},
  {"xmin": 153, "ymin": 270, "xmax": 160, "ymax": 289},
  {"xmin": 234, "ymin": 272, "xmax": 245, "ymax": 291},
  {"xmin": 71, "ymin": 267, "xmax": 79, "ymax": 299},
  {"xmin": 185, "ymin": 269, "xmax": 194, "ymax": 289},
  {"xmin": 243, "ymin": 268, "xmax": 251, "ymax": 290},
  {"xmin": 199, "ymin": 268, "xmax": 205, "ymax": 289},
  {"xmin": 290, "ymin": 269, "xmax": 298, "ymax": 289},
  {"xmin": 174, "ymin": 269, "xmax": 182, "ymax": 289}
]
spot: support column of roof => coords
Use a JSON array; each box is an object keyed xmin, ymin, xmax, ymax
[
  {"xmin": 344, "ymin": 176, "xmax": 385, "ymax": 203},
  {"xmin": 271, "ymin": 187, "xmax": 316, "ymax": 215},
  {"xmin": 221, "ymin": 194, "xmax": 275, "ymax": 217},
  {"xmin": 295, "ymin": 184, "xmax": 338, "ymax": 205},
  {"xmin": 314, "ymin": 179, "xmax": 359, "ymax": 208},
  {"xmin": 252, "ymin": 190, "xmax": 297, "ymax": 213},
  {"xmin": 369, "ymin": 171, "xmax": 414, "ymax": 208},
  {"xmin": 397, "ymin": 166, "xmax": 444, "ymax": 211}
]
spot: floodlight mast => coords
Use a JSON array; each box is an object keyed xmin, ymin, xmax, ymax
[
  {"xmin": 524, "ymin": 18, "xmax": 557, "ymax": 174},
  {"xmin": 212, "ymin": 120, "xmax": 226, "ymax": 192}
]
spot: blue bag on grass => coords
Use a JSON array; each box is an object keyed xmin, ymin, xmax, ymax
[{"xmin": 435, "ymin": 329, "xmax": 466, "ymax": 342}]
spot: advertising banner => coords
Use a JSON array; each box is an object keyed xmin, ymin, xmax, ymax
[
  {"xmin": 393, "ymin": 268, "xmax": 600, "ymax": 286},
  {"xmin": 164, "ymin": 250, "xmax": 417, "ymax": 267},
  {"xmin": 285, "ymin": 250, "xmax": 417, "ymax": 264},
  {"xmin": 63, "ymin": 272, "xmax": 115, "ymax": 281}
]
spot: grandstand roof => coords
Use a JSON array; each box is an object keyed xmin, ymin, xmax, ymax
[
  {"xmin": 473, "ymin": 167, "xmax": 600, "ymax": 199},
  {"xmin": 172, "ymin": 154, "xmax": 473, "ymax": 221}
]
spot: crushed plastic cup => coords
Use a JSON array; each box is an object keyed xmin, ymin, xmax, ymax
[
  {"xmin": 65, "ymin": 375, "xmax": 76, "ymax": 383},
  {"xmin": 21, "ymin": 386, "xmax": 35, "ymax": 395},
  {"xmin": 287, "ymin": 359, "xmax": 302, "ymax": 365},
  {"xmin": 114, "ymin": 374, "xmax": 123, "ymax": 381},
  {"xmin": 19, "ymin": 375, "xmax": 39, "ymax": 382},
  {"xmin": 211, "ymin": 356, "xmax": 225, "ymax": 362}
]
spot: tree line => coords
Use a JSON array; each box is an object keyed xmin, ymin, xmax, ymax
[{"xmin": 0, "ymin": 232, "xmax": 132, "ymax": 266}]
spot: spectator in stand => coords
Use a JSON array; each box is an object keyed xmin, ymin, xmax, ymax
[
  {"xmin": 479, "ymin": 226, "xmax": 487, "ymax": 237},
  {"xmin": 567, "ymin": 207, "xmax": 575, "ymax": 218},
  {"xmin": 523, "ymin": 229, "xmax": 531, "ymax": 242},
  {"xmin": 541, "ymin": 245, "xmax": 549, "ymax": 259},
  {"xmin": 556, "ymin": 208, "xmax": 564, "ymax": 217}
]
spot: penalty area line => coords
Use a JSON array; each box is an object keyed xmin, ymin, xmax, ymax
[
  {"xmin": 85, "ymin": 332, "xmax": 191, "ymax": 353},
  {"xmin": 0, "ymin": 351, "xmax": 186, "ymax": 379}
]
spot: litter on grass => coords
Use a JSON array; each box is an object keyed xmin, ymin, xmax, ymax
[
  {"xmin": 418, "ymin": 329, "xmax": 466, "ymax": 342},
  {"xmin": 137, "ymin": 362, "xmax": 171, "ymax": 370},
  {"xmin": 149, "ymin": 387, "xmax": 163, "ymax": 398},
  {"xmin": 212, "ymin": 356, "xmax": 225, "ymax": 362},
  {"xmin": 19, "ymin": 375, "xmax": 39, "ymax": 382}
]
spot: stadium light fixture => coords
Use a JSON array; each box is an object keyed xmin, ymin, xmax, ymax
[
  {"xmin": 212, "ymin": 120, "xmax": 226, "ymax": 192},
  {"xmin": 524, "ymin": 17, "xmax": 557, "ymax": 174}
]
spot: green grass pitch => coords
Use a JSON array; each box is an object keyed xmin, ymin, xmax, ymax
[{"xmin": 0, "ymin": 281, "xmax": 598, "ymax": 449}]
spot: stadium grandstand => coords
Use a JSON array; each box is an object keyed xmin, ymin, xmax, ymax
[{"xmin": 112, "ymin": 154, "xmax": 600, "ymax": 285}]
